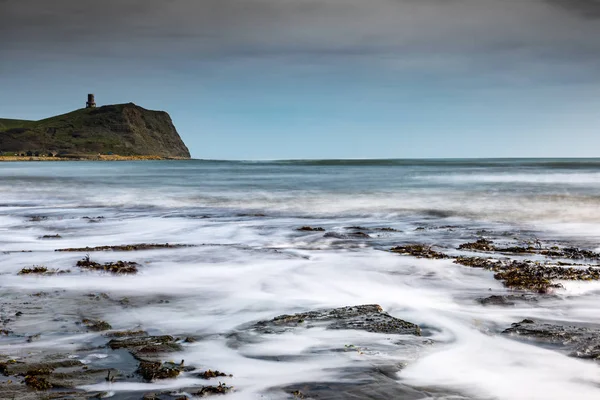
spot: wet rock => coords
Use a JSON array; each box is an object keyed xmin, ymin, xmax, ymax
[
  {"xmin": 107, "ymin": 335, "xmax": 183, "ymax": 361},
  {"xmin": 18, "ymin": 266, "xmax": 48, "ymax": 275},
  {"xmin": 503, "ymin": 319, "xmax": 600, "ymax": 360},
  {"xmin": 26, "ymin": 334, "xmax": 41, "ymax": 343},
  {"xmin": 192, "ymin": 383, "xmax": 233, "ymax": 396},
  {"xmin": 324, "ymin": 231, "xmax": 371, "ymax": 239},
  {"xmin": 540, "ymin": 247, "xmax": 600, "ymax": 260},
  {"xmin": 252, "ymin": 305, "xmax": 420, "ymax": 336},
  {"xmin": 143, "ymin": 383, "xmax": 234, "ymax": 399},
  {"xmin": 56, "ymin": 243, "xmax": 192, "ymax": 252},
  {"xmin": 0, "ymin": 359, "xmax": 82, "ymax": 376},
  {"xmin": 455, "ymin": 257, "xmax": 600, "ymax": 293},
  {"xmin": 377, "ymin": 227, "xmax": 400, "ymax": 232},
  {"xmin": 24, "ymin": 374, "xmax": 53, "ymax": 390},
  {"xmin": 196, "ymin": 370, "xmax": 231, "ymax": 380},
  {"xmin": 137, "ymin": 360, "xmax": 182, "ymax": 381},
  {"xmin": 76, "ymin": 256, "xmax": 139, "ymax": 275},
  {"xmin": 18, "ymin": 266, "xmax": 69, "ymax": 276},
  {"xmin": 458, "ymin": 238, "xmax": 496, "ymax": 252},
  {"xmin": 297, "ymin": 226, "xmax": 325, "ymax": 232},
  {"xmin": 349, "ymin": 232, "xmax": 371, "ymax": 238},
  {"xmin": 476, "ymin": 294, "xmax": 538, "ymax": 306},
  {"xmin": 279, "ymin": 366, "xmax": 464, "ymax": 400},
  {"xmin": 390, "ymin": 244, "xmax": 449, "ymax": 259},
  {"xmin": 105, "ymin": 329, "xmax": 148, "ymax": 338},
  {"xmin": 82, "ymin": 319, "xmax": 112, "ymax": 332},
  {"xmin": 28, "ymin": 216, "xmax": 48, "ymax": 222},
  {"xmin": 39, "ymin": 234, "xmax": 62, "ymax": 240}
]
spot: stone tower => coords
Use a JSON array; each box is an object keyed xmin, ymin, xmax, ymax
[{"xmin": 86, "ymin": 94, "xmax": 96, "ymax": 108}]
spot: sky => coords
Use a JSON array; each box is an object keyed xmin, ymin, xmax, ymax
[{"xmin": 1, "ymin": 0, "xmax": 600, "ymax": 159}]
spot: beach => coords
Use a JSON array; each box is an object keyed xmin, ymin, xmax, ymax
[{"xmin": 1, "ymin": 159, "xmax": 600, "ymax": 399}]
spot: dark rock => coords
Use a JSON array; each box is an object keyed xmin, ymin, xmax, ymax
[
  {"xmin": 28, "ymin": 216, "xmax": 48, "ymax": 222},
  {"xmin": 76, "ymin": 256, "xmax": 139, "ymax": 275},
  {"xmin": 82, "ymin": 319, "xmax": 112, "ymax": 332},
  {"xmin": 58, "ymin": 243, "xmax": 192, "ymax": 252},
  {"xmin": 196, "ymin": 370, "xmax": 231, "ymax": 380},
  {"xmin": 455, "ymin": 257, "xmax": 600, "ymax": 293},
  {"xmin": 297, "ymin": 226, "xmax": 325, "ymax": 232},
  {"xmin": 107, "ymin": 335, "xmax": 183, "ymax": 361},
  {"xmin": 39, "ymin": 234, "xmax": 62, "ymax": 240},
  {"xmin": 137, "ymin": 360, "xmax": 182, "ymax": 382},
  {"xmin": 252, "ymin": 305, "xmax": 420, "ymax": 336},
  {"xmin": 105, "ymin": 329, "xmax": 148, "ymax": 338},
  {"xmin": 458, "ymin": 238, "xmax": 496, "ymax": 252},
  {"xmin": 476, "ymin": 295, "xmax": 538, "ymax": 306},
  {"xmin": 390, "ymin": 244, "xmax": 449, "ymax": 259},
  {"xmin": 503, "ymin": 319, "xmax": 600, "ymax": 360}
]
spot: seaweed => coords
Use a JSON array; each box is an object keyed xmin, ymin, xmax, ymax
[
  {"xmin": 193, "ymin": 382, "xmax": 233, "ymax": 396},
  {"xmin": 455, "ymin": 257, "xmax": 600, "ymax": 293},
  {"xmin": 105, "ymin": 329, "xmax": 148, "ymax": 338},
  {"xmin": 82, "ymin": 319, "xmax": 113, "ymax": 332},
  {"xmin": 458, "ymin": 238, "xmax": 496, "ymax": 252},
  {"xmin": 137, "ymin": 361, "xmax": 181, "ymax": 381},
  {"xmin": 390, "ymin": 244, "xmax": 449, "ymax": 259},
  {"xmin": 18, "ymin": 266, "xmax": 49, "ymax": 275},
  {"xmin": 56, "ymin": 243, "xmax": 192, "ymax": 252},
  {"xmin": 197, "ymin": 370, "xmax": 231, "ymax": 380},
  {"xmin": 76, "ymin": 256, "xmax": 139, "ymax": 275}
]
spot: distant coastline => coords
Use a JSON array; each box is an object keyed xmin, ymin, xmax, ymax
[{"xmin": 0, "ymin": 98, "xmax": 191, "ymax": 159}]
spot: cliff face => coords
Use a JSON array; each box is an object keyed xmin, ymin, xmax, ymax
[{"xmin": 0, "ymin": 103, "xmax": 191, "ymax": 158}]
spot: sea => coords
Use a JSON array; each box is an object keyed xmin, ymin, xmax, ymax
[{"xmin": 1, "ymin": 159, "xmax": 600, "ymax": 399}]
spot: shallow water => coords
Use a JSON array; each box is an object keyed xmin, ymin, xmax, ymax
[{"xmin": 1, "ymin": 159, "xmax": 600, "ymax": 399}]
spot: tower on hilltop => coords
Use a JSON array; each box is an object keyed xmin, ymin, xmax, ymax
[{"xmin": 86, "ymin": 94, "xmax": 96, "ymax": 108}]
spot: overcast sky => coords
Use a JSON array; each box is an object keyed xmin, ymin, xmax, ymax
[{"xmin": 1, "ymin": 0, "xmax": 600, "ymax": 159}]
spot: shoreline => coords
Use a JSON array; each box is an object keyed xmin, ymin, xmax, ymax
[{"xmin": 0, "ymin": 155, "xmax": 190, "ymax": 162}]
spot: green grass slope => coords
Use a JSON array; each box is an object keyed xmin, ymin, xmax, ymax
[{"xmin": 0, "ymin": 104, "xmax": 190, "ymax": 158}]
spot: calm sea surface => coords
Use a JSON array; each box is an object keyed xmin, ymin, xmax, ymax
[{"xmin": 1, "ymin": 159, "xmax": 600, "ymax": 399}]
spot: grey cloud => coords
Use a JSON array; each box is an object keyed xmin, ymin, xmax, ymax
[
  {"xmin": 545, "ymin": 0, "xmax": 600, "ymax": 18},
  {"xmin": 1, "ymin": 0, "xmax": 599, "ymax": 83}
]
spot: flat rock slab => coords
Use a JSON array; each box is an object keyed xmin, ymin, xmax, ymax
[
  {"xmin": 107, "ymin": 335, "xmax": 183, "ymax": 362},
  {"xmin": 503, "ymin": 319, "xmax": 600, "ymax": 360},
  {"xmin": 252, "ymin": 304, "xmax": 421, "ymax": 336},
  {"xmin": 279, "ymin": 367, "xmax": 471, "ymax": 400}
]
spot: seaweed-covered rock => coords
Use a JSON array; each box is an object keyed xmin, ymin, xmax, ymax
[
  {"xmin": 196, "ymin": 370, "xmax": 231, "ymax": 380},
  {"xmin": 137, "ymin": 360, "xmax": 182, "ymax": 381},
  {"xmin": 455, "ymin": 257, "xmax": 600, "ymax": 293},
  {"xmin": 540, "ymin": 247, "xmax": 600, "ymax": 260},
  {"xmin": 503, "ymin": 319, "xmax": 600, "ymax": 360},
  {"xmin": 56, "ymin": 243, "xmax": 192, "ymax": 252},
  {"xmin": 0, "ymin": 357, "xmax": 116, "ymax": 394},
  {"xmin": 252, "ymin": 305, "xmax": 420, "ymax": 336},
  {"xmin": 192, "ymin": 383, "xmax": 233, "ymax": 396},
  {"xmin": 390, "ymin": 244, "xmax": 449, "ymax": 259},
  {"xmin": 82, "ymin": 318, "xmax": 112, "ymax": 332},
  {"xmin": 458, "ymin": 238, "xmax": 496, "ymax": 252},
  {"xmin": 76, "ymin": 257, "xmax": 139, "ymax": 275},
  {"xmin": 18, "ymin": 266, "xmax": 50, "ymax": 275},
  {"xmin": 107, "ymin": 335, "xmax": 183, "ymax": 361},
  {"xmin": 142, "ymin": 383, "xmax": 234, "ymax": 399},
  {"xmin": 105, "ymin": 329, "xmax": 148, "ymax": 338},
  {"xmin": 297, "ymin": 226, "xmax": 325, "ymax": 232}
]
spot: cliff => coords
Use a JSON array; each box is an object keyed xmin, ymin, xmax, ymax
[{"xmin": 0, "ymin": 103, "xmax": 191, "ymax": 158}]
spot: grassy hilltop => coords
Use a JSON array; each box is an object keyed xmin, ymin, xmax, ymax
[{"xmin": 0, "ymin": 103, "xmax": 190, "ymax": 159}]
